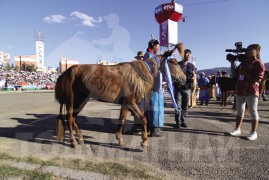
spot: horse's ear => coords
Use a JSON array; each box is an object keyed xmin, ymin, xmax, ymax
[{"xmin": 175, "ymin": 43, "xmax": 184, "ymax": 59}]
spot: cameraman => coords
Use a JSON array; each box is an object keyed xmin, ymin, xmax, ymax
[{"xmin": 229, "ymin": 44, "xmax": 265, "ymax": 140}]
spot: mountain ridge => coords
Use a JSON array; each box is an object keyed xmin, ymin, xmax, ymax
[{"xmin": 197, "ymin": 62, "xmax": 269, "ymax": 76}]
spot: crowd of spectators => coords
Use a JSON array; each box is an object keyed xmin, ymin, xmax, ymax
[{"xmin": 0, "ymin": 69, "xmax": 60, "ymax": 90}]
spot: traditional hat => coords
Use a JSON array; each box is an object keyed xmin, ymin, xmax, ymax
[
  {"xmin": 135, "ymin": 51, "xmax": 144, "ymax": 59},
  {"xmin": 221, "ymin": 70, "xmax": 227, "ymax": 75}
]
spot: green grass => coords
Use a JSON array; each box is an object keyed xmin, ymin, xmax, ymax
[
  {"xmin": 0, "ymin": 165, "xmax": 53, "ymax": 180},
  {"xmin": 0, "ymin": 152, "xmax": 162, "ymax": 179},
  {"xmin": 63, "ymin": 159, "xmax": 158, "ymax": 179},
  {"xmin": 0, "ymin": 152, "xmax": 17, "ymax": 160}
]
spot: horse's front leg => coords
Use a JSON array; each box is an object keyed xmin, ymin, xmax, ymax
[
  {"xmin": 224, "ymin": 92, "xmax": 227, "ymax": 106},
  {"xmin": 221, "ymin": 92, "xmax": 224, "ymax": 106},
  {"xmin": 129, "ymin": 103, "xmax": 148, "ymax": 149},
  {"xmin": 116, "ymin": 107, "xmax": 128, "ymax": 147}
]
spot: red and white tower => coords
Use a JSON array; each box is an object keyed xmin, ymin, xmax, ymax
[{"xmin": 155, "ymin": 1, "xmax": 183, "ymax": 49}]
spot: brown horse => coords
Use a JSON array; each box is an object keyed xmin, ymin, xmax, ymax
[
  {"xmin": 55, "ymin": 44, "xmax": 186, "ymax": 148},
  {"xmin": 210, "ymin": 75, "xmax": 237, "ymax": 107}
]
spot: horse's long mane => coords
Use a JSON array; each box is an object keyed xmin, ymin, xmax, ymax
[{"xmin": 121, "ymin": 59, "xmax": 157, "ymax": 101}]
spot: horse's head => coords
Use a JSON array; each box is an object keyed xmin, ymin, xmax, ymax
[
  {"xmin": 158, "ymin": 56, "xmax": 186, "ymax": 87},
  {"xmin": 157, "ymin": 43, "xmax": 186, "ymax": 86}
]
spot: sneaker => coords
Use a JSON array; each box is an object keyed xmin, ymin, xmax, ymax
[
  {"xmin": 229, "ymin": 128, "xmax": 241, "ymax": 136},
  {"xmin": 247, "ymin": 132, "xmax": 257, "ymax": 141}
]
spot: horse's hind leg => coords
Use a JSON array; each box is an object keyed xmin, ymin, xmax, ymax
[
  {"xmin": 73, "ymin": 119, "xmax": 84, "ymax": 145},
  {"xmin": 66, "ymin": 106, "xmax": 78, "ymax": 148},
  {"xmin": 116, "ymin": 107, "xmax": 128, "ymax": 147},
  {"xmin": 72, "ymin": 92, "xmax": 89, "ymax": 145}
]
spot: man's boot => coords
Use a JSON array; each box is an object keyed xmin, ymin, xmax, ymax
[{"xmin": 150, "ymin": 127, "xmax": 164, "ymax": 137}]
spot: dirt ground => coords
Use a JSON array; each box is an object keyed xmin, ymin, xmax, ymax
[{"xmin": 0, "ymin": 91, "xmax": 269, "ymax": 179}]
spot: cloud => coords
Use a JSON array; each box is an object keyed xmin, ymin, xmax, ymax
[
  {"xmin": 43, "ymin": 14, "xmax": 67, "ymax": 23},
  {"xmin": 70, "ymin": 11, "xmax": 102, "ymax": 27}
]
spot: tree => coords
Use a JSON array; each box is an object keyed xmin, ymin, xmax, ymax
[
  {"xmin": 14, "ymin": 66, "xmax": 20, "ymax": 72},
  {"xmin": 3, "ymin": 63, "xmax": 11, "ymax": 71},
  {"xmin": 26, "ymin": 64, "xmax": 36, "ymax": 72}
]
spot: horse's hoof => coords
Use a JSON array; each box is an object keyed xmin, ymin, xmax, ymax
[
  {"xmin": 78, "ymin": 139, "xmax": 85, "ymax": 145},
  {"xmin": 71, "ymin": 140, "xmax": 78, "ymax": 148},
  {"xmin": 57, "ymin": 138, "xmax": 64, "ymax": 143},
  {"xmin": 140, "ymin": 141, "xmax": 148, "ymax": 149},
  {"xmin": 118, "ymin": 139, "xmax": 124, "ymax": 147},
  {"xmin": 79, "ymin": 141, "xmax": 85, "ymax": 145},
  {"xmin": 71, "ymin": 143, "xmax": 76, "ymax": 148}
]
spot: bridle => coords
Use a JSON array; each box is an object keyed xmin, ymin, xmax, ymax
[
  {"xmin": 170, "ymin": 72, "xmax": 184, "ymax": 83},
  {"xmin": 165, "ymin": 60, "xmax": 185, "ymax": 84},
  {"xmin": 130, "ymin": 61, "xmax": 154, "ymax": 85}
]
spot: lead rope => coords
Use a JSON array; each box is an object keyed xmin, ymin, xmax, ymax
[
  {"xmin": 196, "ymin": 94, "xmax": 235, "ymax": 112},
  {"xmin": 130, "ymin": 62, "xmax": 154, "ymax": 85}
]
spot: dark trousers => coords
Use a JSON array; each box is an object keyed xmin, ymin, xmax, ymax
[{"xmin": 174, "ymin": 89, "xmax": 190, "ymax": 124}]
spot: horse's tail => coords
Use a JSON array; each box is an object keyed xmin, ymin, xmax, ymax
[
  {"xmin": 54, "ymin": 65, "xmax": 81, "ymax": 142},
  {"xmin": 55, "ymin": 75, "xmax": 62, "ymax": 104},
  {"xmin": 55, "ymin": 75, "xmax": 66, "ymax": 142},
  {"xmin": 56, "ymin": 104, "xmax": 65, "ymax": 142},
  {"xmin": 55, "ymin": 65, "xmax": 81, "ymax": 103}
]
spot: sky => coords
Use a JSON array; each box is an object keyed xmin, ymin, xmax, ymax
[{"xmin": 0, "ymin": 0, "xmax": 269, "ymax": 71}]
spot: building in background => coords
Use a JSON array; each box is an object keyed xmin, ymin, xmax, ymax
[
  {"xmin": 47, "ymin": 66, "xmax": 56, "ymax": 73},
  {"xmin": 0, "ymin": 51, "xmax": 10, "ymax": 67},
  {"xmin": 97, "ymin": 60, "xmax": 117, "ymax": 65},
  {"xmin": 35, "ymin": 31, "xmax": 45, "ymax": 71},
  {"xmin": 14, "ymin": 55, "xmax": 37, "ymax": 70},
  {"xmin": 59, "ymin": 57, "xmax": 79, "ymax": 73}
]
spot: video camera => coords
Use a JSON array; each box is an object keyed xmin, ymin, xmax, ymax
[{"xmin": 225, "ymin": 42, "xmax": 247, "ymax": 62}]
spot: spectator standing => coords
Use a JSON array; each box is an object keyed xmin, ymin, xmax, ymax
[
  {"xmin": 198, "ymin": 72, "xmax": 210, "ymax": 105},
  {"xmin": 229, "ymin": 44, "xmax": 265, "ymax": 140},
  {"xmin": 215, "ymin": 70, "xmax": 222, "ymax": 101},
  {"xmin": 208, "ymin": 74, "xmax": 215, "ymax": 99},
  {"xmin": 134, "ymin": 51, "xmax": 144, "ymax": 61},
  {"xmin": 173, "ymin": 49, "xmax": 196, "ymax": 128}
]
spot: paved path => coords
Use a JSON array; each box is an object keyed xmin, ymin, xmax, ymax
[{"xmin": 0, "ymin": 91, "xmax": 269, "ymax": 179}]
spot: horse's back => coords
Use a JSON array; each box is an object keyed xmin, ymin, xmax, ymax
[
  {"xmin": 218, "ymin": 76, "xmax": 237, "ymax": 92},
  {"xmin": 75, "ymin": 64, "xmax": 125, "ymax": 103}
]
